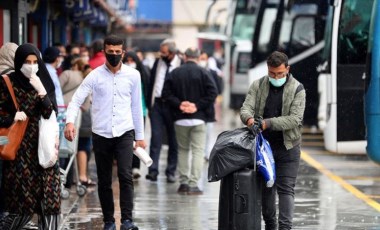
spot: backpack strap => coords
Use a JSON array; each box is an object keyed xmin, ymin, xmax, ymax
[{"xmin": 2, "ymin": 75, "xmax": 19, "ymax": 111}]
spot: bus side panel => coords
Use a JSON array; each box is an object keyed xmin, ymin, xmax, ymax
[{"xmin": 336, "ymin": 64, "xmax": 366, "ymax": 142}]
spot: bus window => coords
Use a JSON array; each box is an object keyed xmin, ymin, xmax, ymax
[
  {"xmin": 288, "ymin": 17, "xmax": 316, "ymax": 56},
  {"xmin": 232, "ymin": 0, "xmax": 257, "ymax": 41},
  {"xmin": 321, "ymin": 5, "xmax": 334, "ymax": 63},
  {"xmin": 338, "ymin": 0, "xmax": 373, "ymax": 64},
  {"xmin": 232, "ymin": 14, "xmax": 256, "ymax": 40},
  {"xmin": 279, "ymin": 4, "xmax": 318, "ymax": 54},
  {"xmin": 237, "ymin": 52, "xmax": 251, "ymax": 73},
  {"xmin": 257, "ymin": 8, "xmax": 277, "ymax": 53}
]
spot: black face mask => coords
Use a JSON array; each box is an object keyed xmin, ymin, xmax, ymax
[
  {"xmin": 161, "ymin": 55, "xmax": 171, "ymax": 64},
  {"xmin": 106, "ymin": 53, "xmax": 122, "ymax": 67}
]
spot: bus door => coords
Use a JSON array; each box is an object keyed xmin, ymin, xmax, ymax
[
  {"xmin": 281, "ymin": 1, "xmax": 328, "ymax": 127},
  {"xmin": 336, "ymin": 0, "xmax": 373, "ymax": 145}
]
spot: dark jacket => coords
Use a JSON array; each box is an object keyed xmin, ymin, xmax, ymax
[
  {"xmin": 162, "ymin": 61, "xmax": 218, "ymax": 122},
  {"xmin": 147, "ymin": 56, "xmax": 183, "ymax": 109}
]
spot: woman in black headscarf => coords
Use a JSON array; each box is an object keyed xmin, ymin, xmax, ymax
[{"xmin": 0, "ymin": 43, "xmax": 61, "ymax": 229}]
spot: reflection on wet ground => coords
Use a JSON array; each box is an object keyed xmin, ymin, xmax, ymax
[
  {"xmin": 59, "ymin": 160, "xmax": 380, "ymax": 229},
  {"xmin": 57, "ymin": 108, "xmax": 380, "ymax": 229}
]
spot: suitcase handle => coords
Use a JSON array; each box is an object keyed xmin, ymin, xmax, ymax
[{"xmin": 235, "ymin": 194, "xmax": 248, "ymax": 213}]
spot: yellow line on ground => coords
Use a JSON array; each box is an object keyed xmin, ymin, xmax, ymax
[
  {"xmin": 367, "ymin": 195, "xmax": 380, "ymax": 199},
  {"xmin": 301, "ymin": 151, "xmax": 380, "ymax": 212}
]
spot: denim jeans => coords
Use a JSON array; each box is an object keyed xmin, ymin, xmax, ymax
[
  {"xmin": 92, "ymin": 130, "xmax": 135, "ymax": 223},
  {"xmin": 148, "ymin": 99, "xmax": 178, "ymax": 176},
  {"xmin": 262, "ymin": 145, "xmax": 301, "ymax": 230}
]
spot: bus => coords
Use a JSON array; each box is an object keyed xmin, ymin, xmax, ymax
[
  {"xmin": 247, "ymin": 0, "xmax": 328, "ymax": 128},
  {"xmin": 365, "ymin": 0, "xmax": 380, "ymax": 162},
  {"xmin": 225, "ymin": 0, "xmax": 258, "ymax": 114},
  {"xmin": 318, "ymin": 0, "xmax": 374, "ymax": 153}
]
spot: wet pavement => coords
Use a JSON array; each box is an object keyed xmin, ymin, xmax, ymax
[{"xmin": 57, "ymin": 104, "xmax": 380, "ymax": 230}]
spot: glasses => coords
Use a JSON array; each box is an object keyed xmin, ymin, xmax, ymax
[{"xmin": 268, "ymin": 71, "xmax": 287, "ymax": 79}]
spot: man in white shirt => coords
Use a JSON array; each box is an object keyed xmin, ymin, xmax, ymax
[
  {"xmin": 43, "ymin": 46, "xmax": 65, "ymax": 107},
  {"xmin": 64, "ymin": 35, "xmax": 145, "ymax": 230}
]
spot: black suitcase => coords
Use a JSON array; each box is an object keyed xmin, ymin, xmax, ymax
[{"xmin": 218, "ymin": 168, "xmax": 262, "ymax": 230}]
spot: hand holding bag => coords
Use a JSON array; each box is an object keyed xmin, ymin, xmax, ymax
[
  {"xmin": 38, "ymin": 110, "xmax": 59, "ymax": 168},
  {"xmin": 0, "ymin": 75, "xmax": 29, "ymax": 160}
]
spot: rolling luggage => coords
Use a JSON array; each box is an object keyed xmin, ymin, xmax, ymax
[{"xmin": 218, "ymin": 168, "xmax": 262, "ymax": 230}]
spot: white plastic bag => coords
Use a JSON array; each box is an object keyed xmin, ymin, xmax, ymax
[{"xmin": 38, "ymin": 110, "xmax": 59, "ymax": 168}]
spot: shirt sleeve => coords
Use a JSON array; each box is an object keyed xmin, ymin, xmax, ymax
[
  {"xmin": 66, "ymin": 73, "xmax": 93, "ymax": 124},
  {"xmin": 131, "ymin": 72, "xmax": 145, "ymax": 140}
]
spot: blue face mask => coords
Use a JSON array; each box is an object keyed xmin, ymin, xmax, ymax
[{"xmin": 269, "ymin": 76, "xmax": 287, "ymax": 87}]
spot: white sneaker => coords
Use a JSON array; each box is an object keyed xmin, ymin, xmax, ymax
[
  {"xmin": 23, "ymin": 221, "xmax": 38, "ymax": 230},
  {"xmin": 132, "ymin": 168, "xmax": 141, "ymax": 179}
]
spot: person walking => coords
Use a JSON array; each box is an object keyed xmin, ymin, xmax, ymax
[
  {"xmin": 0, "ymin": 43, "xmax": 61, "ymax": 229},
  {"xmin": 198, "ymin": 50, "xmax": 223, "ymax": 161},
  {"xmin": 64, "ymin": 34, "xmax": 145, "ymax": 230},
  {"xmin": 43, "ymin": 46, "xmax": 65, "ymax": 108},
  {"xmin": 162, "ymin": 47, "xmax": 218, "ymax": 195},
  {"xmin": 146, "ymin": 39, "xmax": 182, "ymax": 183},
  {"xmin": 59, "ymin": 57, "xmax": 95, "ymax": 186},
  {"xmin": 240, "ymin": 51, "xmax": 306, "ymax": 230},
  {"xmin": 123, "ymin": 51, "xmax": 150, "ymax": 180},
  {"xmin": 0, "ymin": 42, "xmax": 18, "ymax": 224},
  {"xmin": 89, "ymin": 39, "xmax": 106, "ymax": 69}
]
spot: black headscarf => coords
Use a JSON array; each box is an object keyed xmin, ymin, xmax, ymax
[
  {"xmin": 10, "ymin": 43, "xmax": 57, "ymax": 110},
  {"xmin": 124, "ymin": 51, "xmax": 150, "ymax": 101}
]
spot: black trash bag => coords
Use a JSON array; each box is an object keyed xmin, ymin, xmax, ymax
[{"xmin": 208, "ymin": 127, "xmax": 257, "ymax": 182}]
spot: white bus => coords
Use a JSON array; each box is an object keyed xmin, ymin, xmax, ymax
[{"xmin": 318, "ymin": 0, "xmax": 374, "ymax": 153}]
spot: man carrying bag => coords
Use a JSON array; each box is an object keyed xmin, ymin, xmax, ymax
[{"xmin": 240, "ymin": 51, "xmax": 306, "ymax": 230}]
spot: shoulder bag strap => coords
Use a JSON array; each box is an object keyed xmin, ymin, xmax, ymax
[{"xmin": 2, "ymin": 75, "xmax": 19, "ymax": 110}]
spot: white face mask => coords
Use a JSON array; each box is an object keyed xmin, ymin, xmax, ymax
[
  {"xmin": 20, "ymin": 64, "xmax": 39, "ymax": 79},
  {"xmin": 199, "ymin": 60, "xmax": 208, "ymax": 68},
  {"xmin": 126, "ymin": 62, "xmax": 137, "ymax": 69},
  {"xmin": 56, "ymin": 57, "xmax": 63, "ymax": 69},
  {"xmin": 81, "ymin": 56, "xmax": 89, "ymax": 63}
]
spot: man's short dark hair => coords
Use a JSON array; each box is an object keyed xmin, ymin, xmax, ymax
[
  {"xmin": 91, "ymin": 39, "xmax": 104, "ymax": 54},
  {"xmin": 104, "ymin": 34, "xmax": 125, "ymax": 49},
  {"xmin": 43, "ymin": 46, "xmax": 60, "ymax": 63},
  {"xmin": 267, "ymin": 51, "xmax": 288, "ymax": 67}
]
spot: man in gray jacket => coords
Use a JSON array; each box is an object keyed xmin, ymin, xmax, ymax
[{"xmin": 240, "ymin": 51, "xmax": 306, "ymax": 230}]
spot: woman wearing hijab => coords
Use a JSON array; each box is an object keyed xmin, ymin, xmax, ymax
[
  {"xmin": 0, "ymin": 43, "xmax": 61, "ymax": 229},
  {"xmin": 123, "ymin": 51, "xmax": 150, "ymax": 179},
  {"xmin": 0, "ymin": 42, "xmax": 18, "ymax": 224}
]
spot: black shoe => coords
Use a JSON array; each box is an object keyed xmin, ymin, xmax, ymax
[
  {"xmin": 166, "ymin": 174, "xmax": 176, "ymax": 183},
  {"xmin": 132, "ymin": 168, "xmax": 141, "ymax": 180},
  {"xmin": 177, "ymin": 184, "xmax": 190, "ymax": 194},
  {"xmin": 187, "ymin": 186, "xmax": 203, "ymax": 195},
  {"xmin": 145, "ymin": 172, "xmax": 158, "ymax": 181},
  {"xmin": 103, "ymin": 222, "xmax": 116, "ymax": 230},
  {"xmin": 120, "ymin": 219, "xmax": 138, "ymax": 230}
]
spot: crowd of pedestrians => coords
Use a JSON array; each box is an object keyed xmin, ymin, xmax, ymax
[{"xmin": 0, "ymin": 34, "xmax": 227, "ymax": 230}]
